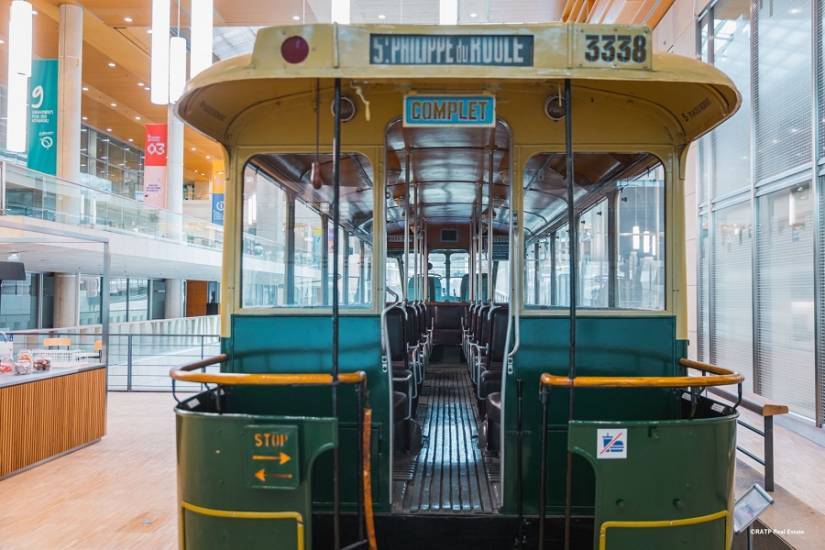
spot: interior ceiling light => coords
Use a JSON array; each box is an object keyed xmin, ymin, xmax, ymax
[
  {"xmin": 82, "ymin": 116, "xmax": 88, "ymax": 120},
  {"xmin": 190, "ymin": 0, "xmax": 213, "ymax": 77},
  {"xmin": 106, "ymin": 127, "xmax": 112, "ymax": 132},
  {"xmin": 150, "ymin": 0, "xmax": 170, "ymax": 105},
  {"xmin": 123, "ymin": 16, "xmax": 133, "ymax": 23},
  {"xmin": 137, "ymin": 82, "xmax": 144, "ymax": 87},
  {"xmin": 6, "ymin": 1, "xmax": 33, "ymax": 152},
  {"xmin": 82, "ymin": 86, "xmax": 88, "ymax": 92},
  {"xmin": 135, "ymin": 115, "xmax": 141, "ymax": 120},
  {"xmin": 110, "ymin": 102, "xmax": 117, "ymax": 107},
  {"xmin": 107, "ymin": 61, "xmax": 116, "ymax": 68}
]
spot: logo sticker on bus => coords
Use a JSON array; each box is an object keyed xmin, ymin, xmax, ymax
[
  {"xmin": 403, "ymin": 94, "xmax": 496, "ymax": 128},
  {"xmin": 370, "ymin": 34, "xmax": 534, "ymax": 66},
  {"xmin": 597, "ymin": 428, "xmax": 628, "ymax": 459}
]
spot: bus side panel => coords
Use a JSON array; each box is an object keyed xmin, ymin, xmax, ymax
[
  {"xmin": 501, "ymin": 315, "xmax": 680, "ymax": 516},
  {"xmin": 225, "ymin": 314, "xmax": 391, "ymax": 513}
]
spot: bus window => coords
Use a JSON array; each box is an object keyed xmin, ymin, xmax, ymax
[
  {"xmin": 241, "ymin": 153, "xmax": 374, "ymax": 309},
  {"xmin": 523, "ymin": 153, "xmax": 664, "ymax": 311}
]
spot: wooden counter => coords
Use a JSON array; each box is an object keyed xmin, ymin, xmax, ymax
[{"xmin": 0, "ymin": 366, "xmax": 106, "ymax": 478}]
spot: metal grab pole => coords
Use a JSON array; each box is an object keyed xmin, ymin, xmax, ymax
[
  {"xmin": 538, "ymin": 386, "xmax": 549, "ymax": 549},
  {"xmin": 562, "ymin": 78, "xmax": 577, "ymax": 550},
  {"xmin": 404, "ymin": 150, "xmax": 411, "ymax": 301},
  {"xmin": 331, "ymin": 77, "xmax": 342, "ymax": 550},
  {"xmin": 487, "ymin": 147, "xmax": 495, "ymax": 303}
]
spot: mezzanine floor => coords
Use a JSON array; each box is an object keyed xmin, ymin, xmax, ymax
[{"xmin": 0, "ymin": 392, "xmax": 824, "ymax": 549}]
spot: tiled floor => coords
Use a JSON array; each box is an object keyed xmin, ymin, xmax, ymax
[{"xmin": 1, "ymin": 391, "xmax": 824, "ymax": 548}]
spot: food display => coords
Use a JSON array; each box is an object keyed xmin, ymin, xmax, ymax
[
  {"xmin": 33, "ymin": 356, "xmax": 51, "ymax": 372},
  {"xmin": 14, "ymin": 350, "xmax": 33, "ymax": 375}
]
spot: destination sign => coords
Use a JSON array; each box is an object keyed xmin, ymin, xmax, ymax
[
  {"xmin": 370, "ymin": 34, "xmax": 534, "ymax": 67},
  {"xmin": 404, "ymin": 95, "xmax": 496, "ymax": 128},
  {"xmin": 246, "ymin": 424, "xmax": 300, "ymax": 489}
]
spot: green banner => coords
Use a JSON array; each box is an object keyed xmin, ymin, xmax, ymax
[{"xmin": 27, "ymin": 59, "xmax": 58, "ymax": 175}]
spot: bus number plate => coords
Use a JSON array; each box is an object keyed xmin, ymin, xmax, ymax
[{"xmin": 574, "ymin": 28, "xmax": 652, "ymax": 70}]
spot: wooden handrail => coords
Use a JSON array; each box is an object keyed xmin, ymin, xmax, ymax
[
  {"xmin": 169, "ymin": 354, "xmax": 367, "ymax": 386},
  {"xmin": 540, "ymin": 358, "xmax": 744, "ymax": 389}
]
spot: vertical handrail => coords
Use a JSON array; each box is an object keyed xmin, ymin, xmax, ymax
[
  {"xmin": 331, "ymin": 76, "xmax": 343, "ymax": 550},
  {"xmin": 562, "ymin": 77, "xmax": 578, "ymax": 550}
]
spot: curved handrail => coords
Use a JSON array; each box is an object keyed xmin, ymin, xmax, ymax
[
  {"xmin": 169, "ymin": 354, "xmax": 367, "ymax": 386},
  {"xmin": 539, "ymin": 358, "xmax": 744, "ymax": 389}
]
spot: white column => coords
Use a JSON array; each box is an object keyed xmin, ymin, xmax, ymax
[
  {"xmin": 167, "ymin": 104, "xmax": 184, "ymax": 230},
  {"xmin": 57, "ymin": 3, "xmax": 83, "ymax": 182},
  {"xmin": 165, "ymin": 278, "xmax": 184, "ymax": 319},
  {"xmin": 54, "ymin": 274, "xmax": 79, "ymax": 328},
  {"xmin": 52, "ymin": 6, "xmax": 84, "ymax": 328},
  {"xmin": 165, "ymin": 105, "xmax": 185, "ymax": 318}
]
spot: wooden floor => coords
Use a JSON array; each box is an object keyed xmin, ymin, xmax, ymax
[
  {"xmin": 0, "ymin": 392, "xmax": 178, "ymax": 549},
  {"xmin": 1, "ymin": 390, "xmax": 825, "ymax": 548}
]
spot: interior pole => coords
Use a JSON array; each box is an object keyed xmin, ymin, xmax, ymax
[
  {"xmin": 331, "ymin": 77, "xmax": 342, "ymax": 550},
  {"xmin": 404, "ymin": 150, "xmax": 411, "ymax": 301},
  {"xmin": 562, "ymin": 78, "xmax": 577, "ymax": 550},
  {"xmin": 487, "ymin": 147, "xmax": 495, "ymax": 303}
]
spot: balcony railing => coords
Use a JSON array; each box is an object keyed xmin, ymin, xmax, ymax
[{"xmin": 0, "ymin": 161, "xmax": 281, "ymax": 257}]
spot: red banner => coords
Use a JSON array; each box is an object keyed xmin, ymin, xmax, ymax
[
  {"xmin": 144, "ymin": 123, "xmax": 168, "ymax": 166},
  {"xmin": 143, "ymin": 123, "xmax": 168, "ymax": 208}
]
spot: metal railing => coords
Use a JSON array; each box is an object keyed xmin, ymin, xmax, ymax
[
  {"xmin": 708, "ymin": 386, "xmax": 788, "ymax": 492},
  {"xmin": 10, "ymin": 316, "xmax": 221, "ymax": 392}
]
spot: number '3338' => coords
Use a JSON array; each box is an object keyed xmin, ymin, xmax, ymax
[{"xmin": 584, "ymin": 34, "xmax": 647, "ymax": 64}]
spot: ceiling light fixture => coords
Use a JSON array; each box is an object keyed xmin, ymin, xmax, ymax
[
  {"xmin": 82, "ymin": 86, "xmax": 89, "ymax": 91},
  {"xmin": 169, "ymin": 36, "xmax": 187, "ymax": 102},
  {"xmin": 439, "ymin": 0, "xmax": 458, "ymax": 25},
  {"xmin": 107, "ymin": 61, "xmax": 116, "ymax": 68},
  {"xmin": 6, "ymin": 1, "xmax": 33, "ymax": 153},
  {"xmin": 150, "ymin": 0, "xmax": 170, "ymax": 105},
  {"xmin": 190, "ymin": 0, "xmax": 214, "ymax": 77},
  {"xmin": 135, "ymin": 115, "xmax": 141, "ymax": 120},
  {"xmin": 124, "ymin": 16, "xmax": 133, "ymax": 23},
  {"xmin": 82, "ymin": 116, "xmax": 88, "ymax": 121},
  {"xmin": 378, "ymin": 14, "xmax": 386, "ymax": 20},
  {"xmin": 137, "ymin": 81, "xmax": 144, "ymax": 87},
  {"xmin": 106, "ymin": 127, "xmax": 112, "ymax": 132},
  {"xmin": 110, "ymin": 102, "xmax": 117, "ymax": 107}
]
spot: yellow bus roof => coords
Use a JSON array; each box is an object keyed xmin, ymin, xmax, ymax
[{"xmin": 177, "ymin": 23, "xmax": 740, "ymax": 147}]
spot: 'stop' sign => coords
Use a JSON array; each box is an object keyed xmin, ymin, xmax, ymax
[{"xmin": 370, "ymin": 34, "xmax": 534, "ymax": 66}]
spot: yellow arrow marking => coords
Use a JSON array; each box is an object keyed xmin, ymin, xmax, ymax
[
  {"xmin": 254, "ymin": 468, "xmax": 266, "ymax": 482},
  {"xmin": 279, "ymin": 452, "xmax": 291, "ymax": 465}
]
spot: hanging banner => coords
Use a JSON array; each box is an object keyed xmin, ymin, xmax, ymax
[
  {"xmin": 26, "ymin": 59, "xmax": 58, "ymax": 175},
  {"xmin": 143, "ymin": 123, "xmax": 168, "ymax": 208},
  {"xmin": 211, "ymin": 166, "xmax": 225, "ymax": 225}
]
